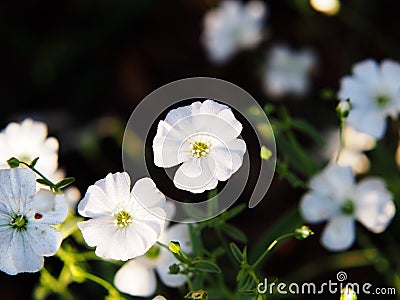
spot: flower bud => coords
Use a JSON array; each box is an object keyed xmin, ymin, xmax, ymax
[
  {"xmin": 340, "ymin": 286, "xmax": 357, "ymax": 300},
  {"xmin": 337, "ymin": 99, "xmax": 351, "ymax": 118},
  {"xmin": 168, "ymin": 241, "xmax": 181, "ymax": 254},
  {"xmin": 168, "ymin": 263, "xmax": 180, "ymax": 275},
  {"xmin": 294, "ymin": 225, "xmax": 314, "ymax": 240},
  {"xmin": 185, "ymin": 289, "xmax": 209, "ymax": 300}
]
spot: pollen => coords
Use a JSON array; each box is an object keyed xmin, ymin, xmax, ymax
[
  {"xmin": 114, "ymin": 210, "xmax": 133, "ymax": 228},
  {"xmin": 190, "ymin": 141, "xmax": 211, "ymax": 158},
  {"xmin": 10, "ymin": 214, "xmax": 27, "ymax": 231}
]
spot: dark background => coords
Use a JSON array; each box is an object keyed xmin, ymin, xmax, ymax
[{"xmin": 0, "ymin": 0, "xmax": 399, "ymax": 299}]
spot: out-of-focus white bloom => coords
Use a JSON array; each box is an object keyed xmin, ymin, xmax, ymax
[
  {"xmin": 153, "ymin": 100, "xmax": 247, "ymax": 193},
  {"xmin": 114, "ymin": 223, "xmax": 191, "ymax": 297},
  {"xmin": 0, "ymin": 168, "xmax": 67, "ymax": 275},
  {"xmin": 152, "ymin": 296, "xmax": 167, "ymax": 300},
  {"xmin": 338, "ymin": 59, "xmax": 400, "ymax": 138},
  {"xmin": 263, "ymin": 45, "xmax": 316, "ymax": 97},
  {"xmin": 77, "ymin": 172, "xmax": 166, "ymax": 261},
  {"xmin": 202, "ymin": 0, "xmax": 267, "ymax": 63},
  {"xmin": 300, "ymin": 164, "xmax": 395, "ymax": 251},
  {"xmin": 323, "ymin": 126, "xmax": 376, "ymax": 174},
  {"xmin": 0, "ymin": 119, "xmax": 59, "ymax": 177},
  {"xmin": 310, "ymin": 0, "xmax": 340, "ymax": 16}
]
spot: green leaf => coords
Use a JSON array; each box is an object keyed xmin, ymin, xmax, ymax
[
  {"xmin": 221, "ymin": 204, "xmax": 246, "ymax": 220},
  {"xmin": 30, "ymin": 157, "xmax": 40, "ymax": 167},
  {"xmin": 237, "ymin": 271, "xmax": 254, "ymax": 291},
  {"xmin": 221, "ymin": 224, "xmax": 247, "ymax": 243},
  {"xmin": 191, "ymin": 260, "xmax": 221, "ymax": 273},
  {"xmin": 7, "ymin": 157, "xmax": 20, "ymax": 168},
  {"xmin": 55, "ymin": 177, "xmax": 75, "ymax": 189},
  {"xmin": 260, "ymin": 145, "xmax": 273, "ymax": 160},
  {"xmin": 236, "ymin": 268, "xmax": 246, "ymax": 282},
  {"xmin": 230, "ymin": 243, "xmax": 243, "ymax": 263},
  {"xmin": 37, "ymin": 178, "xmax": 52, "ymax": 187},
  {"xmin": 291, "ymin": 119, "xmax": 324, "ymax": 145},
  {"xmin": 238, "ymin": 289, "xmax": 256, "ymax": 295}
]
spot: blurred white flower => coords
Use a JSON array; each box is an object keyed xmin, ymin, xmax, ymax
[
  {"xmin": 114, "ymin": 223, "xmax": 191, "ymax": 297},
  {"xmin": 153, "ymin": 100, "xmax": 247, "ymax": 193},
  {"xmin": 0, "ymin": 168, "xmax": 67, "ymax": 275},
  {"xmin": 323, "ymin": 126, "xmax": 376, "ymax": 174},
  {"xmin": 0, "ymin": 118, "xmax": 59, "ymax": 177},
  {"xmin": 338, "ymin": 59, "xmax": 400, "ymax": 138},
  {"xmin": 263, "ymin": 45, "xmax": 316, "ymax": 97},
  {"xmin": 77, "ymin": 172, "xmax": 166, "ymax": 261},
  {"xmin": 202, "ymin": 0, "xmax": 267, "ymax": 63},
  {"xmin": 300, "ymin": 164, "xmax": 395, "ymax": 251}
]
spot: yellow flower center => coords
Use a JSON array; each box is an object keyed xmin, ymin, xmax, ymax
[
  {"xmin": 114, "ymin": 210, "xmax": 133, "ymax": 228},
  {"xmin": 10, "ymin": 214, "xmax": 27, "ymax": 231},
  {"xmin": 190, "ymin": 141, "xmax": 211, "ymax": 158}
]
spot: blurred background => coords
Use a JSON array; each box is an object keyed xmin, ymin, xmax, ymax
[{"xmin": 0, "ymin": 0, "xmax": 399, "ymax": 299}]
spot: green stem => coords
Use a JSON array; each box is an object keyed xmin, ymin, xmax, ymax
[
  {"xmin": 40, "ymin": 267, "xmax": 75, "ymax": 300},
  {"xmin": 85, "ymin": 273, "xmax": 121, "ymax": 297},
  {"xmin": 335, "ymin": 117, "xmax": 345, "ymax": 163},
  {"xmin": 19, "ymin": 161, "xmax": 58, "ymax": 192},
  {"xmin": 252, "ymin": 233, "xmax": 296, "ymax": 269}
]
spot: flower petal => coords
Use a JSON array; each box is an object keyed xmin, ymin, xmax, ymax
[
  {"xmin": 0, "ymin": 227, "xmax": 18, "ymax": 275},
  {"xmin": 309, "ymin": 164, "xmax": 354, "ymax": 202},
  {"xmin": 31, "ymin": 190, "xmax": 68, "ymax": 225},
  {"xmin": 173, "ymin": 158, "xmax": 218, "ymax": 193},
  {"xmin": 9, "ymin": 231, "xmax": 44, "ymax": 273},
  {"xmin": 179, "ymin": 159, "xmax": 202, "ymax": 178},
  {"xmin": 300, "ymin": 192, "xmax": 339, "ymax": 223},
  {"xmin": 321, "ymin": 216, "xmax": 355, "ymax": 252},
  {"xmin": 77, "ymin": 216, "xmax": 115, "ymax": 248},
  {"xmin": 114, "ymin": 260, "xmax": 157, "ymax": 297},
  {"xmin": 354, "ymin": 178, "xmax": 396, "ymax": 233},
  {"xmin": 77, "ymin": 185, "xmax": 116, "ymax": 217},
  {"xmin": 26, "ymin": 225, "xmax": 62, "ymax": 256},
  {"xmin": 211, "ymin": 138, "xmax": 246, "ymax": 181},
  {"xmin": 347, "ymin": 108, "xmax": 387, "ymax": 139},
  {"xmin": 94, "ymin": 172, "xmax": 131, "ymax": 207},
  {"xmin": 132, "ymin": 178, "xmax": 166, "ymax": 209},
  {"xmin": 0, "ymin": 168, "xmax": 36, "ymax": 213},
  {"xmin": 352, "ymin": 59, "xmax": 380, "ymax": 84}
]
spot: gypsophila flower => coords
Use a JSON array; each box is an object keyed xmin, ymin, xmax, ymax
[
  {"xmin": 263, "ymin": 45, "xmax": 316, "ymax": 98},
  {"xmin": 202, "ymin": 0, "xmax": 267, "ymax": 64},
  {"xmin": 300, "ymin": 164, "xmax": 395, "ymax": 251},
  {"xmin": 0, "ymin": 168, "xmax": 67, "ymax": 275},
  {"xmin": 153, "ymin": 100, "xmax": 247, "ymax": 193},
  {"xmin": 337, "ymin": 59, "xmax": 400, "ymax": 138},
  {"xmin": 323, "ymin": 126, "xmax": 376, "ymax": 174},
  {"xmin": 77, "ymin": 172, "xmax": 167, "ymax": 261},
  {"xmin": 114, "ymin": 223, "xmax": 191, "ymax": 297},
  {"xmin": 0, "ymin": 119, "xmax": 59, "ymax": 177}
]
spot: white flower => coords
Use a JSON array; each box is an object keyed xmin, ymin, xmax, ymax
[
  {"xmin": 337, "ymin": 59, "xmax": 400, "ymax": 138},
  {"xmin": 152, "ymin": 100, "xmax": 247, "ymax": 193},
  {"xmin": 0, "ymin": 168, "xmax": 67, "ymax": 275},
  {"xmin": 0, "ymin": 118, "xmax": 59, "ymax": 177},
  {"xmin": 202, "ymin": 0, "xmax": 267, "ymax": 63},
  {"xmin": 114, "ymin": 223, "xmax": 191, "ymax": 297},
  {"xmin": 77, "ymin": 172, "xmax": 166, "ymax": 261},
  {"xmin": 300, "ymin": 164, "xmax": 396, "ymax": 251},
  {"xmin": 323, "ymin": 126, "xmax": 376, "ymax": 174},
  {"xmin": 263, "ymin": 45, "xmax": 316, "ymax": 97}
]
